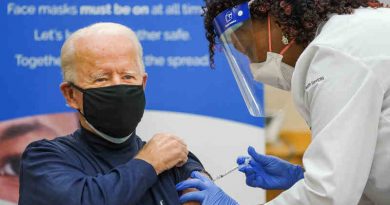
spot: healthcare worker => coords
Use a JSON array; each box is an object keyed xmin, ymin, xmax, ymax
[{"xmin": 176, "ymin": 0, "xmax": 390, "ymax": 204}]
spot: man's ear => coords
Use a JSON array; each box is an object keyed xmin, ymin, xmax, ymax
[
  {"xmin": 60, "ymin": 82, "xmax": 81, "ymax": 110},
  {"xmin": 142, "ymin": 73, "xmax": 148, "ymax": 90}
]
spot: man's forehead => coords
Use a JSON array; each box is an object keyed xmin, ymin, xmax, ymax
[
  {"xmin": 74, "ymin": 36, "xmax": 140, "ymax": 65},
  {"xmin": 69, "ymin": 32, "xmax": 143, "ymax": 78},
  {"xmin": 76, "ymin": 35, "xmax": 137, "ymax": 55}
]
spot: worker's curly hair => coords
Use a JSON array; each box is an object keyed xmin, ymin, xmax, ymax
[{"xmin": 203, "ymin": 0, "xmax": 383, "ymax": 68}]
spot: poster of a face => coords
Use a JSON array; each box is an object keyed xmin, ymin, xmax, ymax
[{"xmin": 0, "ymin": 113, "xmax": 79, "ymax": 204}]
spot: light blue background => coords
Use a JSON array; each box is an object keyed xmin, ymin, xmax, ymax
[{"xmin": 0, "ymin": 0, "xmax": 264, "ymax": 127}]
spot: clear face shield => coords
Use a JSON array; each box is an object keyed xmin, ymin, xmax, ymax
[{"xmin": 213, "ymin": 2, "xmax": 293, "ymax": 118}]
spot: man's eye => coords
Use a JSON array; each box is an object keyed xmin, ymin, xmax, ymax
[
  {"xmin": 0, "ymin": 156, "xmax": 20, "ymax": 176},
  {"xmin": 95, "ymin": 78, "xmax": 107, "ymax": 83},
  {"xmin": 123, "ymin": 75, "xmax": 135, "ymax": 80}
]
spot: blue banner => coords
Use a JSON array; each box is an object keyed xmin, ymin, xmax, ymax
[{"xmin": 1, "ymin": 0, "xmax": 263, "ymax": 127}]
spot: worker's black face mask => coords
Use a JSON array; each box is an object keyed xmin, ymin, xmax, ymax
[{"xmin": 70, "ymin": 83, "xmax": 145, "ymax": 140}]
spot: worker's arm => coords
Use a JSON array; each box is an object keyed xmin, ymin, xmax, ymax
[{"xmin": 267, "ymin": 45, "xmax": 384, "ymax": 205}]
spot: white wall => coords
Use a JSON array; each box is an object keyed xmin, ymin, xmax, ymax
[
  {"xmin": 137, "ymin": 110, "xmax": 266, "ymax": 204},
  {"xmin": 380, "ymin": 0, "xmax": 390, "ymax": 4}
]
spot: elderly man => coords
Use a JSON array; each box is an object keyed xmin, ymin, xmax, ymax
[{"xmin": 18, "ymin": 22, "xmax": 205, "ymax": 205}]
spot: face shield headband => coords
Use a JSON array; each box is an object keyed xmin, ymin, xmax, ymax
[{"xmin": 213, "ymin": 2, "xmax": 265, "ymax": 117}]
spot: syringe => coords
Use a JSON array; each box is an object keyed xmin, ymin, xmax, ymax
[{"xmin": 213, "ymin": 157, "xmax": 251, "ymax": 182}]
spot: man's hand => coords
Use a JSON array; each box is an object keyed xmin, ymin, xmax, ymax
[
  {"xmin": 135, "ymin": 133, "xmax": 189, "ymax": 175},
  {"xmin": 237, "ymin": 146, "xmax": 304, "ymax": 190}
]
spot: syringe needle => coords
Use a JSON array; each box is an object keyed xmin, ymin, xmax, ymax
[
  {"xmin": 213, "ymin": 157, "xmax": 251, "ymax": 182},
  {"xmin": 213, "ymin": 166, "xmax": 239, "ymax": 182}
]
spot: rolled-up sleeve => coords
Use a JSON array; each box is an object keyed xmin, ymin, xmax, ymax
[{"xmin": 174, "ymin": 152, "xmax": 206, "ymax": 183}]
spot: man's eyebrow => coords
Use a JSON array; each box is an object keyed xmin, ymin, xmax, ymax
[
  {"xmin": 121, "ymin": 70, "xmax": 140, "ymax": 75},
  {"xmin": 0, "ymin": 121, "xmax": 53, "ymax": 141},
  {"xmin": 90, "ymin": 71, "xmax": 110, "ymax": 79}
]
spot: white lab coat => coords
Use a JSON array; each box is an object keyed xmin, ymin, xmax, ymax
[{"xmin": 267, "ymin": 8, "xmax": 390, "ymax": 205}]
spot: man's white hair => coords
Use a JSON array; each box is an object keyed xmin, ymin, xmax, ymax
[{"xmin": 60, "ymin": 22, "xmax": 144, "ymax": 82}]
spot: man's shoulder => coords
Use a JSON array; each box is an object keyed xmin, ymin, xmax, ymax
[
  {"xmin": 134, "ymin": 134, "xmax": 146, "ymax": 147},
  {"xmin": 24, "ymin": 131, "xmax": 77, "ymax": 156}
]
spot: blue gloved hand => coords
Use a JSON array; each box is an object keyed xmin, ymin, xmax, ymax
[
  {"xmin": 237, "ymin": 146, "xmax": 304, "ymax": 190},
  {"xmin": 176, "ymin": 171, "xmax": 239, "ymax": 205}
]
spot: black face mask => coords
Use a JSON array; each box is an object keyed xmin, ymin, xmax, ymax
[{"xmin": 70, "ymin": 83, "xmax": 145, "ymax": 140}]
